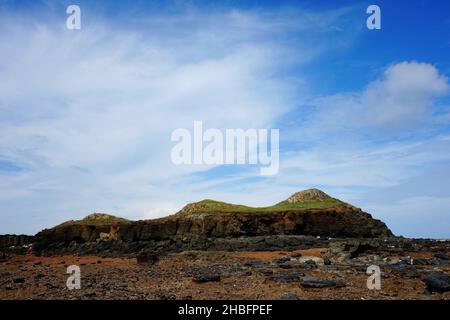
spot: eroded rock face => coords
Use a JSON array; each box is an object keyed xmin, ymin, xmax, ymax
[
  {"xmin": 287, "ymin": 188, "xmax": 332, "ymax": 203},
  {"xmin": 33, "ymin": 207, "xmax": 392, "ymax": 255},
  {"xmin": 0, "ymin": 235, "xmax": 34, "ymax": 248}
]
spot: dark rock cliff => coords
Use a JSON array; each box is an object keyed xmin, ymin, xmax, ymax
[
  {"xmin": 32, "ymin": 191, "xmax": 393, "ymax": 255},
  {"xmin": 0, "ymin": 234, "xmax": 35, "ymax": 248}
]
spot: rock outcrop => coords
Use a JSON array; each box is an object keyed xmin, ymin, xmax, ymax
[
  {"xmin": 0, "ymin": 235, "xmax": 35, "ymax": 248},
  {"xmin": 286, "ymin": 188, "xmax": 332, "ymax": 203},
  {"xmin": 31, "ymin": 189, "xmax": 393, "ymax": 255}
]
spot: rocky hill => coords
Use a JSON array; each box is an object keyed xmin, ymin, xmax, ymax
[{"xmin": 31, "ymin": 189, "xmax": 393, "ymax": 256}]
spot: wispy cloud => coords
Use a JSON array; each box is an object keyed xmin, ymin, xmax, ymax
[
  {"xmin": 1, "ymin": 3, "xmax": 450, "ymax": 238},
  {"xmin": 0, "ymin": 4, "xmax": 355, "ymax": 234}
]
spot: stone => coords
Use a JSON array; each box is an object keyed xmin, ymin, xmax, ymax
[
  {"xmin": 0, "ymin": 252, "xmax": 9, "ymax": 262},
  {"xmin": 223, "ymin": 268, "xmax": 252, "ymax": 276},
  {"xmin": 244, "ymin": 259, "xmax": 266, "ymax": 267},
  {"xmin": 412, "ymin": 258, "xmax": 429, "ymax": 266},
  {"xmin": 434, "ymin": 252, "xmax": 449, "ymax": 260},
  {"xmin": 423, "ymin": 272, "xmax": 450, "ymax": 292},
  {"xmin": 84, "ymin": 291, "xmax": 97, "ymax": 297},
  {"xmin": 300, "ymin": 276, "xmax": 345, "ymax": 288},
  {"xmin": 136, "ymin": 252, "xmax": 158, "ymax": 265},
  {"xmin": 270, "ymin": 272, "xmax": 303, "ymax": 283},
  {"xmin": 272, "ymin": 257, "xmax": 290, "ymax": 266},
  {"xmin": 13, "ymin": 277, "xmax": 25, "ymax": 284},
  {"xmin": 328, "ymin": 240, "xmax": 380, "ymax": 259},
  {"xmin": 278, "ymin": 261, "xmax": 294, "ymax": 269},
  {"xmin": 192, "ymin": 269, "xmax": 221, "ymax": 283},
  {"xmin": 298, "ymin": 256, "xmax": 324, "ymax": 266},
  {"xmin": 279, "ymin": 292, "xmax": 300, "ymax": 300},
  {"xmin": 256, "ymin": 267, "xmax": 273, "ymax": 275}
]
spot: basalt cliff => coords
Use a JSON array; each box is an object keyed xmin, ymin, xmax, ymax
[{"xmin": 30, "ymin": 189, "xmax": 393, "ymax": 256}]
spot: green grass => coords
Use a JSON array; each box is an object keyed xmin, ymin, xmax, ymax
[
  {"xmin": 177, "ymin": 198, "xmax": 344, "ymax": 215},
  {"xmin": 264, "ymin": 198, "xmax": 344, "ymax": 211}
]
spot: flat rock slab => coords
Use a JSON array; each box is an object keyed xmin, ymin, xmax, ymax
[
  {"xmin": 256, "ymin": 267, "xmax": 273, "ymax": 275},
  {"xmin": 136, "ymin": 252, "xmax": 158, "ymax": 265},
  {"xmin": 301, "ymin": 276, "xmax": 345, "ymax": 288},
  {"xmin": 243, "ymin": 259, "xmax": 267, "ymax": 267},
  {"xmin": 270, "ymin": 272, "xmax": 304, "ymax": 283},
  {"xmin": 279, "ymin": 292, "xmax": 300, "ymax": 300},
  {"xmin": 192, "ymin": 269, "xmax": 221, "ymax": 283},
  {"xmin": 423, "ymin": 272, "xmax": 450, "ymax": 292}
]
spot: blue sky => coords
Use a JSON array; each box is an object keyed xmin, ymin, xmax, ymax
[{"xmin": 1, "ymin": 0, "xmax": 450, "ymax": 238}]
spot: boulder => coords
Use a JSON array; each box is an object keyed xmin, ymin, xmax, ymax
[
  {"xmin": 270, "ymin": 271, "xmax": 303, "ymax": 283},
  {"xmin": 136, "ymin": 252, "xmax": 158, "ymax": 265},
  {"xmin": 279, "ymin": 292, "xmax": 300, "ymax": 300},
  {"xmin": 301, "ymin": 276, "xmax": 345, "ymax": 288},
  {"xmin": 423, "ymin": 272, "xmax": 450, "ymax": 292},
  {"xmin": 192, "ymin": 269, "xmax": 221, "ymax": 283}
]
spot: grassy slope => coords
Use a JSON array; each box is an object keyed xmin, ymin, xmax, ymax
[
  {"xmin": 177, "ymin": 198, "xmax": 344, "ymax": 216},
  {"xmin": 53, "ymin": 198, "xmax": 346, "ymax": 227}
]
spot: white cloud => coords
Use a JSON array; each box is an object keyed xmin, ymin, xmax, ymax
[
  {"xmin": 0, "ymin": 6, "xmax": 353, "ymax": 234},
  {"xmin": 299, "ymin": 62, "xmax": 450, "ymax": 139},
  {"xmin": 360, "ymin": 62, "xmax": 449, "ymax": 130}
]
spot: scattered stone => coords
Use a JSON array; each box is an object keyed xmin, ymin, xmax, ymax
[{"xmin": 291, "ymin": 252, "xmax": 302, "ymax": 258}]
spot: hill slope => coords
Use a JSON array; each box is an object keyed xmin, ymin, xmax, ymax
[{"xmin": 176, "ymin": 189, "xmax": 344, "ymax": 216}]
